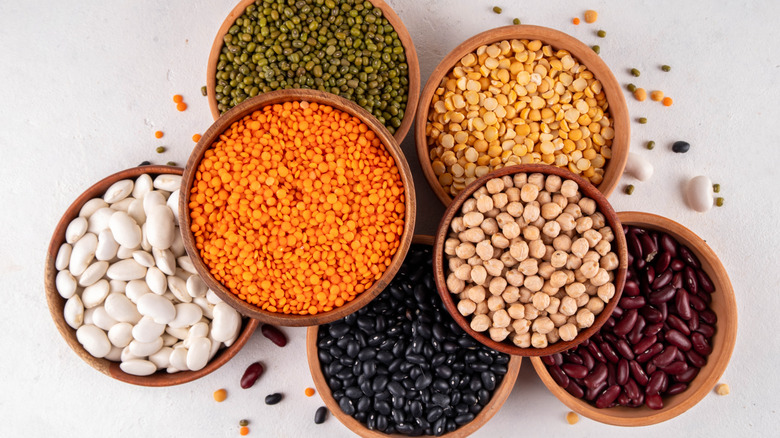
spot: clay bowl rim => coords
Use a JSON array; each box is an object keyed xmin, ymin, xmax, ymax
[
  {"xmin": 414, "ymin": 24, "xmax": 630, "ymax": 207},
  {"xmin": 44, "ymin": 165, "xmax": 258, "ymax": 387},
  {"xmin": 530, "ymin": 211, "xmax": 738, "ymax": 426},
  {"xmin": 433, "ymin": 164, "xmax": 628, "ymax": 356},
  {"xmin": 206, "ymin": 0, "xmax": 421, "ymax": 144},
  {"xmin": 305, "ymin": 234, "xmax": 522, "ymax": 438},
  {"xmin": 180, "ymin": 88, "xmax": 417, "ymax": 327}
]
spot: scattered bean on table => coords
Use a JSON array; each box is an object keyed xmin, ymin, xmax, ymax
[
  {"xmin": 662, "ymin": 97, "xmax": 673, "ymax": 106},
  {"xmin": 192, "ymin": 134, "xmax": 202, "ymax": 142},
  {"xmin": 650, "ymin": 90, "xmax": 664, "ymax": 102},
  {"xmin": 625, "ymin": 185, "xmax": 635, "ymax": 195},
  {"xmin": 566, "ymin": 411, "xmax": 579, "ymax": 424},
  {"xmin": 661, "ymin": 65, "xmax": 671, "ymax": 72},
  {"xmin": 591, "ymin": 45, "xmax": 600, "ymax": 54},
  {"xmin": 627, "ymin": 84, "xmax": 636, "ymax": 93},
  {"xmin": 239, "ymin": 426, "xmax": 249, "ymax": 435},
  {"xmin": 493, "ymin": 6, "xmax": 502, "ymax": 14},
  {"xmin": 715, "ymin": 197, "xmax": 724, "ymax": 207},
  {"xmin": 314, "ymin": 406, "xmax": 329, "ymax": 424},
  {"xmin": 214, "ymin": 389, "xmax": 228, "ymax": 402},
  {"xmin": 305, "ymin": 387, "xmax": 316, "ymax": 397},
  {"xmin": 513, "ymin": 18, "xmax": 521, "ymax": 25},
  {"xmin": 631, "ymin": 68, "xmax": 640, "ymax": 77},
  {"xmin": 672, "ymin": 141, "xmax": 690, "ymax": 153},
  {"xmin": 201, "ymin": 86, "xmax": 208, "ymax": 96},
  {"xmin": 633, "ymin": 88, "xmax": 647, "ymax": 101},
  {"xmin": 712, "ymin": 184, "xmax": 720, "ymax": 193},
  {"xmin": 241, "ymin": 362, "xmax": 265, "ymax": 389},
  {"xmin": 646, "ymin": 141, "xmax": 655, "ymax": 150},
  {"xmin": 572, "ymin": 18, "xmax": 580, "ymax": 25},
  {"xmin": 584, "ymin": 10, "xmax": 598, "ymax": 23},
  {"xmin": 239, "ymin": 419, "xmax": 249, "ymax": 427},
  {"xmin": 156, "ymin": 146, "xmax": 166, "ymax": 153},
  {"xmin": 686, "ymin": 175, "xmax": 714, "ymax": 212},
  {"xmin": 638, "ymin": 117, "xmax": 647, "ymax": 124},
  {"xmin": 597, "ymin": 30, "xmax": 606, "ymax": 38},
  {"xmin": 715, "ymin": 383, "xmax": 729, "ymax": 395},
  {"xmin": 265, "ymin": 393, "xmax": 283, "ymax": 405},
  {"xmin": 261, "ymin": 324, "xmax": 288, "ymax": 347},
  {"xmin": 155, "ymin": 131, "xmax": 164, "ymax": 139}
]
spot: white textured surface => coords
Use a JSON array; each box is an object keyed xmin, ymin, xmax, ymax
[{"xmin": 1, "ymin": 0, "xmax": 779, "ymax": 436}]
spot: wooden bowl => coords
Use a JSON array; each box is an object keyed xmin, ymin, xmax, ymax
[
  {"xmin": 305, "ymin": 235, "xmax": 522, "ymax": 437},
  {"xmin": 44, "ymin": 165, "xmax": 258, "ymax": 386},
  {"xmin": 206, "ymin": 0, "xmax": 420, "ymax": 143},
  {"xmin": 433, "ymin": 164, "xmax": 628, "ymax": 356},
  {"xmin": 415, "ymin": 25, "xmax": 630, "ymax": 206},
  {"xmin": 181, "ymin": 89, "xmax": 416, "ymax": 327},
  {"xmin": 530, "ymin": 211, "xmax": 738, "ymax": 426}
]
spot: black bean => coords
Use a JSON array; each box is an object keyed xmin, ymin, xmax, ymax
[
  {"xmin": 672, "ymin": 141, "xmax": 690, "ymax": 153},
  {"xmin": 265, "ymin": 393, "xmax": 283, "ymax": 405},
  {"xmin": 431, "ymin": 392, "xmax": 450, "ymax": 407},
  {"xmin": 314, "ymin": 406, "xmax": 329, "ymax": 424}
]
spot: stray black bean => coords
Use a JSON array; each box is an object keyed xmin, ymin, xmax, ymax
[
  {"xmin": 672, "ymin": 141, "xmax": 691, "ymax": 153},
  {"xmin": 314, "ymin": 406, "xmax": 329, "ymax": 424},
  {"xmin": 264, "ymin": 393, "xmax": 283, "ymax": 405}
]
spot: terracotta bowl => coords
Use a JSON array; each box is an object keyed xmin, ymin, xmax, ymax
[
  {"xmin": 306, "ymin": 235, "xmax": 522, "ymax": 437},
  {"xmin": 180, "ymin": 89, "xmax": 416, "ymax": 327},
  {"xmin": 206, "ymin": 0, "xmax": 420, "ymax": 143},
  {"xmin": 415, "ymin": 25, "xmax": 630, "ymax": 206},
  {"xmin": 531, "ymin": 211, "xmax": 738, "ymax": 426},
  {"xmin": 44, "ymin": 165, "xmax": 258, "ymax": 386},
  {"xmin": 433, "ymin": 164, "xmax": 628, "ymax": 356}
]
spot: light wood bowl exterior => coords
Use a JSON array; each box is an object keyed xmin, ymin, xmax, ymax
[
  {"xmin": 44, "ymin": 165, "xmax": 258, "ymax": 386},
  {"xmin": 305, "ymin": 235, "xmax": 522, "ymax": 437},
  {"xmin": 415, "ymin": 25, "xmax": 630, "ymax": 206},
  {"xmin": 180, "ymin": 89, "xmax": 416, "ymax": 327},
  {"xmin": 531, "ymin": 211, "xmax": 738, "ymax": 426},
  {"xmin": 433, "ymin": 164, "xmax": 628, "ymax": 356},
  {"xmin": 206, "ymin": 0, "xmax": 420, "ymax": 143}
]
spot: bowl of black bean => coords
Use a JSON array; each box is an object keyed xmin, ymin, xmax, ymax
[
  {"xmin": 306, "ymin": 235, "xmax": 522, "ymax": 437},
  {"xmin": 207, "ymin": 0, "xmax": 420, "ymax": 143},
  {"xmin": 531, "ymin": 212, "xmax": 737, "ymax": 426}
]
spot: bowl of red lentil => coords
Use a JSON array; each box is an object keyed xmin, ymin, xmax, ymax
[
  {"xmin": 180, "ymin": 88, "xmax": 416, "ymax": 326},
  {"xmin": 415, "ymin": 25, "xmax": 630, "ymax": 206}
]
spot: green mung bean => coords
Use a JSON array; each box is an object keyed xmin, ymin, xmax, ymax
[
  {"xmin": 627, "ymin": 83, "xmax": 637, "ymax": 92},
  {"xmin": 713, "ymin": 183, "xmax": 721, "ymax": 193},
  {"xmin": 597, "ymin": 30, "xmax": 606, "ymax": 37},
  {"xmin": 646, "ymin": 141, "xmax": 655, "ymax": 150},
  {"xmin": 625, "ymin": 185, "xmax": 635, "ymax": 195},
  {"xmin": 662, "ymin": 65, "xmax": 671, "ymax": 72},
  {"xmin": 715, "ymin": 197, "xmax": 724, "ymax": 207}
]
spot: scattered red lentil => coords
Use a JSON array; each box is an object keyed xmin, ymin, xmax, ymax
[
  {"xmin": 155, "ymin": 131, "xmax": 164, "ymax": 139},
  {"xmin": 239, "ymin": 426, "xmax": 249, "ymax": 436},
  {"xmin": 213, "ymin": 388, "xmax": 227, "ymax": 402},
  {"xmin": 572, "ymin": 17, "xmax": 580, "ymax": 25},
  {"xmin": 305, "ymin": 387, "xmax": 316, "ymax": 397},
  {"xmin": 193, "ymin": 133, "xmax": 202, "ymax": 142},
  {"xmin": 173, "ymin": 94, "xmax": 184, "ymax": 103},
  {"xmin": 189, "ymin": 101, "xmax": 406, "ymax": 315},
  {"xmin": 662, "ymin": 96, "xmax": 673, "ymax": 106},
  {"xmin": 177, "ymin": 102, "xmax": 188, "ymax": 112}
]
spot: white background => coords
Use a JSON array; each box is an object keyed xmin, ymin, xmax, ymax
[{"xmin": 1, "ymin": 0, "xmax": 778, "ymax": 436}]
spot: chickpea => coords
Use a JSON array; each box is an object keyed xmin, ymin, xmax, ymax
[
  {"xmin": 549, "ymin": 312, "xmax": 568, "ymax": 327},
  {"xmin": 556, "ymin": 212, "xmax": 576, "ymax": 232},
  {"xmin": 537, "ymin": 191, "xmax": 552, "ymax": 206},
  {"xmin": 537, "ymin": 262, "xmax": 555, "ymax": 279},
  {"xmin": 541, "ymin": 281, "xmax": 559, "ymax": 296},
  {"xmin": 467, "ymin": 285, "xmax": 487, "ymax": 303},
  {"xmin": 567, "ymin": 191, "xmax": 582, "ymax": 204},
  {"xmin": 542, "ymin": 220, "xmax": 561, "ymax": 238},
  {"xmin": 467, "ymin": 255, "xmax": 483, "ymax": 266},
  {"xmin": 492, "ymin": 309, "xmax": 511, "ymax": 328},
  {"xmin": 523, "ymin": 202, "xmax": 541, "ymax": 223},
  {"xmin": 513, "ymin": 332, "xmax": 531, "ymax": 348},
  {"xmin": 565, "ymin": 282, "xmax": 586, "ymax": 298},
  {"xmin": 500, "ymin": 250, "xmax": 517, "ymax": 267},
  {"xmin": 501, "ymin": 175, "xmax": 514, "ymax": 188},
  {"xmin": 550, "ymin": 250, "xmax": 568, "ymax": 268},
  {"xmin": 545, "ymin": 296, "xmax": 561, "ymax": 314},
  {"xmin": 586, "ymin": 296, "xmax": 605, "ymax": 315},
  {"xmin": 518, "ymin": 287, "xmax": 533, "ymax": 303},
  {"xmin": 506, "ymin": 269, "xmax": 525, "ymax": 286},
  {"xmin": 520, "ymin": 184, "xmax": 539, "ymax": 202},
  {"xmin": 445, "ymin": 237, "xmax": 460, "ymax": 255},
  {"xmin": 489, "ymin": 277, "xmax": 508, "ymax": 295},
  {"xmin": 506, "ymin": 201, "xmax": 524, "ymax": 217},
  {"xmin": 529, "ymin": 239, "xmax": 546, "ymax": 259},
  {"xmin": 495, "ymin": 212, "xmax": 514, "ymax": 228},
  {"xmin": 558, "ymin": 323, "xmax": 578, "ymax": 341},
  {"xmin": 507, "ymin": 303, "xmax": 526, "ymax": 320},
  {"xmin": 461, "ymin": 198, "xmax": 477, "ymax": 214},
  {"xmin": 510, "ymin": 239, "xmax": 529, "ymax": 261},
  {"xmin": 599, "ymin": 226, "xmax": 614, "ymax": 242},
  {"xmin": 585, "ymin": 281, "xmax": 598, "ymax": 296},
  {"xmin": 483, "ymin": 259, "xmax": 504, "ymax": 277},
  {"xmin": 524, "ymin": 303, "xmax": 540, "ymax": 320},
  {"xmin": 532, "ymin": 316, "xmax": 555, "ymax": 335},
  {"xmin": 470, "ymin": 265, "xmax": 488, "ymax": 285},
  {"xmin": 559, "ymin": 180, "xmax": 578, "ymax": 198},
  {"xmin": 549, "ymin": 270, "xmax": 568, "ymax": 288},
  {"xmin": 532, "ymin": 292, "xmax": 551, "ymax": 310},
  {"xmin": 578, "ymin": 260, "xmax": 599, "ymax": 279},
  {"xmin": 474, "ymin": 186, "xmax": 489, "ymax": 199},
  {"xmin": 454, "ymin": 264, "xmax": 472, "ymax": 281},
  {"xmin": 477, "ymin": 195, "xmax": 494, "ymax": 213},
  {"xmin": 524, "ymin": 275, "xmax": 544, "ymax": 292},
  {"xmin": 475, "ymin": 301, "xmax": 488, "ymax": 315},
  {"xmin": 559, "ymin": 296, "xmax": 578, "ymax": 316},
  {"xmin": 553, "ymin": 234, "xmax": 572, "ymax": 251},
  {"xmin": 590, "ymin": 268, "xmax": 610, "ymax": 286},
  {"xmin": 528, "ymin": 173, "xmax": 545, "ymax": 190},
  {"xmin": 492, "ymin": 193, "xmax": 509, "ymax": 209},
  {"xmin": 575, "ymin": 217, "xmax": 593, "ymax": 234},
  {"xmin": 455, "ymin": 242, "xmax": 476, "ymax": 259},
  {"xmin": 547, "ymin": 329, "xmax": 561, "ymax": 344},
  {"xmin": 583, "ymin": 229, "xmax": 603, "ymax": 247},
  {"xmin": 451, "ymin": 217, "xmax": 466, "ymax": 233},
  {"xmin": 463, "ymin": 211, "xmax": 484, "ymax": 228},
  {"xmin": 578, "ymin": 198, "xmax": 597, "ymax": 215},
  {"xmin": 552, "ymin": 193, "xmax": 568, "ymax": 210},
  {"xmin": 447, "ymin": 273, "xmax": 465, "ymax": 294},
  {"xmin": 563, "ymin": 204, "xmax": 582, "ymax": 219},
  {"xmin": 470, "ymin": 314, "xmax": 491, "ymax": 332},
  {"xmin": 457, "ymin": 299, "xmax": 477, "ymax": 316},
  {"xmin": 475, "ymin": 240, "xmax": 493, "ymax": 261},
  {"xmin": 597, "ymin": 283, "xmax": 615, "ymax": 302},
  {"xmin": 523, "ymin": 225, "xmax": 541, "ymax": 240},
  {"xmin": 541, "ymin": 202, "xmax": 562, "ymax": 220},
  {"xmin": 531, "ymin": 332, "xmax": 548, "ymax": 348},
  {"xmin": 489, "ymin": 327, "xmax": 511, "ymax": 342},
  {"xmin": 543, "ymin": 244, "xmax": 555, "ymax": 260},
  {"xmin": 458, "ymin": 228, "xmax": 485, "ymax": 243},
  {"xmin": 502, "ymin": 286, "xmax": 520, "ymax": 303},
  {"xmin": 513, "ymin": 173, "xmax": 528, "ymax": 187},
  {"xmin": 544, "ymin": 175, "xmax": 563, "ymax": 193},
  {"xmin": 576, "ymin": 308, "xmax": 595, "ymax": 328},
  {"xmin": 566, "ymin": 253, "xmax": 583, "ymax": 270},
  {"xmin": 595, "ymin": 239, "xmax": 611, "ymax": 256},
  {"xmin": 582, "ymin": 250, "xmax": 600, "ymax": 264},
  {"xmin": 518, "ymin": 259, "xmax": 538, "ymax": 275},
  {"xmin": 502, "ymin": 221, "xmax": 521, "ymax": 239},
  {"xmin": 486, "ymin": 178, "xmax": 505, "ymax": 194},
  {"xmin": 491, "ymin": 233, "xmax": 510, "ymax": 249},
  {"xmin": 484, "ymin": 207, "xmax": 501, "ymax": 219},
  {"xmin": 480, "ymin": 217, "xmax": 499, "ymax": 235},
  {"xmin": 448, "ymin": 257, "xmax": 465, "ymax": 272},
  {"xmin": 487, "ymin": 295, "xmax": 505, "ymax": 311},
  {"xmin": 570, "ymin": 238, "xmax": 589, "ymax": 258},
  {"xmin": 576, "ymin": 293, "xmax": 590, "ymax": 307},
  {"xmin": 600, "ymin": 252, "xmax": 619, "ymax": 270},
  {"xmin": 590, "ymin": 212, "xmax": 606, "ymax": 229},
  {"xmin": 505, "ymin": 187, "xmax": 521, "ymax": 202}
]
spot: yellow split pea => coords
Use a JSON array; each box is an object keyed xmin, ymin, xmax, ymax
[{"xmin": 426, "ymin": 39, "xmax": 614, "ymax": 197}]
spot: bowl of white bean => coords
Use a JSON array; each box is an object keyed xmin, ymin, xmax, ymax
[
  {"xmin": 44, "ymin": 165, "xmax": 258, "ymax": 386},
  {"xmin": 433, "ymin": 164, "xmax": 628, "ymax": 356}
]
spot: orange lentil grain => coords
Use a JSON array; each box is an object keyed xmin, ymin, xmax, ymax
[
  {"xmin": 177, "ymin": 102, "xmax": 188, "ymax": 112},
  {"xmin": 572, "ymin": 17, "xmax": 580, "ymax": 25},
  {"xmin": 173, "ymin": 94, "xmax": 184, "ymax": 103},
  {"xmin": 193, "ymin": 133, "xmax": 202, "ymax": 142},
  {"xmin": 154, "ymin": 131, "xmax": 164, "ymax": 139},
  {"xmin": 239, "ymin": 426, "xmax": 249, "ymax": 436},
  {"xmin": 305, "ymin": 387, "xmax": 316, "ymax": 397},
  {"xmin": 189, "ymin": 101, "xmax": 405, "ymax": 315},
  {"xmin": 213, "ymin": 388, "xmax": 227, "ymax": 402},
  {"xmin": 662, "ymin": 97, "xmax": 673, "ymax": 106}
]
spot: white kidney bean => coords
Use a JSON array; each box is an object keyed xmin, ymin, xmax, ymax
[
  {"xmin": 132, "ymin": 316, "xmax": 166, "ymax": 343},
  {"xmin": 686, "ymin": 175, "xmax": 714, "ymax": 212},
  {"xmin": 624, "ymin": 152, "xmax": 654, "ymax": 181},
  {"xmin": 137, "ymin": 293, "xmax": 175, "ymax": 324},
  {"xmin": 103, "ymin": 179, "xmax": 134, "ymax": 204},
  {"xmin": 120, "ymin": 359, "xmax": 157, "ymax": 376},
  {"xmin": 146, "ymin": 205, "xmax": 175, "ymax": 250},
  {"xmin": 186, "ymin": 337, "xmax": 211, "ymax": 371},
  {"xmin": 106, "ymin": 259, "xmax": 147, "ymax": 281},
  {"xmin": 82, "ymin": 279, "xmax": 110, "ymax": 308},
  {"xmin": 169, "ymin": 347, "xmax": 189, "ymax": 371},
  {"xmin": 79, "ymin": 198, "xmax": 109, "ymax": 218},
  {"xmin": 153, "ymin": 248, "xmax": 176, "ymax": 276},
  {"xmin": 56, "ymin": 270, "xmax": 78, "ymax": 299},
  {"xmin": 78, "ymin": 261, "xmax": 109, "ymax": 287},
  {"xmin": 69, "ymin": 233, "xmax": 98, "ymax": 276},
  {"xmin": 153, "ymin": 174, "xmax": 182, "ymax": 192},
  {"xmin": 109, "ymin": 211, "xmax": 142, "ymax": 248},
  {"xmin": 77, "ymin": 325, "xmax": 112, "ymax": 358},
  {"xmin": 108, "ymin": 322, "xmax": 134, "ymax": 348},
  {"xmin": 64, "ymin": 295, "xmax": 85, "ymax": 329},
  {"xmin": 129, "ymin": 337, "xmax": 164, "ymax": 357},
  {"xmin": 92, "ymin": 306, "xmax": 118, "ymax": 331},
  {"xmin": 65, "ymin": 217, "xmax": 88, "ymax": 244}
]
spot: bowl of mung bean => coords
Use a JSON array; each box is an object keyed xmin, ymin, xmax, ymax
[
  {"xmin": 44, "ymin": 165, "xmax": 259, "ymax": 386},
  {"xmin": 207, "ymin": 0, "xmax": 420, "ymax": 143},
  {"xmin": 530, "ymin": 212, "xmax": 737, "ymax": 426},
  {"xmin": 181, "ymin": 88, "xmax": 416, "ymax": 327},
  {"xmin": 415, "ymin": 25, "xmax": 630, "ymax": 206},
  {"xmin": 433, "ymin": 164, "xmax": 628, "ymax": 357}
]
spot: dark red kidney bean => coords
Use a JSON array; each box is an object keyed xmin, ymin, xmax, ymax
[
  {"xmin": 632, "ymin": 335, "xmax": 657, "ymax": 356},
  {"xmin": 639, "ymin": 233, "xmax": 658, "ymax": 261},
  {"xmin": 646, "ymin": 393, "xmax": 664, "ymax": 410},
  {"xmin": 550, "ymin": 365, "xmax": 570, "ymax": 387},
  {"xmin": 658, "ymin": 301, "xmax": 668, "ymax": 321},
  {"xmin": 661, "ymin": 361, "xmax": 689, "ymax": 376},
  {"xmin": 566, "ymin": 380, "xmax": 585, "ymax": 398},
  {"xmin": 697, "ymin": 323, "xmax": 715, "ymax": 339},
  {"xmin": 614, "ymin": 309, "xmax": 639, "ymax": 336},
  {"xmin": 541, "ymin": 355, "xmax": 556, "ymax": 366},
  {"xmin": 623, "ymin": 280, "xmax": 640, "ymax": 297},
  {"xmin": 687, "ymin": 311, "xmax": 700, "ymax": 332},
  {"xmin": 670, "ymin": 259, "xmax": 685, "ymax": 271},
  {"xmin": 643, "ymin": 322, "xmax": 664, "ymax": 337},
  {"xmin": 697, "ymin": 290, "xmax": 712, "ymax": 305},
  {"xmin": 645, "ymin": 266, "xmax": 656, "ymax": 285},
  {"xmin": 685, "ymin": 350, "xmax": 707, "ymax": 368},
  {"xmin": 675, "ymin": 289, "xmax": 692, "ymax": 320},
  {"xmin": 654, "ymin": 251, "xmax": 672, "ymax": 273},
  {"xmin": 620, "ymin": 296, "xmax": 647, "ymax": 310},
  {"xmin": 636, "ymin": 343, "xmax": 663, "ymax": 363},
  {"xmin": 627, "ymin": 316, "xmax": 647, "ymax": 345},
  {"xmin": 604, "ymin": 317, "xmax": 616, "ymax": 329},
  {"xmin": 667, "ymin": 314, "xmax": 691, "ymax": 335},
  {"xmin": 671, "ymin": 272, "xmax": 683, "ymax": 288},
  {"xmin": 700, "ymin": 309, "xmax": 718, "ymax": 325},
  {"xmin": 579, "ymin": 348, "xmax": 595, "ymax": 370},
  {"xmin": 674, "ymin": 349, "xmax": 685, "ymax": 362},
  {"xmin": 611, "ymin": 305, "xmax": 624, "ymax": 319},
  {"xmin": 660, "ymin": 233, "xmax": 678, "ymax": 257},
  {"xmin": 665, "ymin": 329, "xmax": 692, "ymax": 351},
  {"xmin": 646, "ymin": 370, "xmax": 667, "ymax": 395},
  {"xmin": 697, "ymin": 270, "xmax": 715, "ymax": 293},
  {"xmin": 667, "ymin": 383, "xmax": 688, "ymax": 396},
  {"xmin": 586, "ymin": 341, "xmax": 607, "ymax": 363},
  {"xmin": 641, "ymin": 306, "xmax": 664, "ymax": 324},
  {"xmin": 586, "ymin": 381, "xmax": 608, "ymax": 402},
  {"xmin": 561, "ymin": 363, "xmax": 589, "ymax": 379},
  {"xmin": 652, "ymin": 345, "xmax": 678, "ymax": 368},
  {"xmin": 629, "ymin": 360, "xmax": 650, "ymax": 386},
  {"xmin": 683, "ymin": 267, "xmax": 698, "ymax": 296},
  {"xmin": 631, "ymin": 393, "xmax": 645, "ymax": 407},
  {"xmin": 652, "ymin": 269, "xmax": 673, "ymax": 290},
  {"xmin": 624, "ymin": 377, "xmax": 640, "ymax": 400},
  {"xmin": 241, "ymin": 362, "xmax": 265, "ymax": 389},
  {"xmin": 627, "ymin": 251, "xmax": 634, "ymax": 266},
  {"xmin": 679, "ymin": 246, "xmax": 701, "ymax": 268},
  {"xmin": 616, "ymin": 359, "xmax": 629, "ymax": 385},
  {"xmin": 553, "ymin": 353, "xmax": 564, "ymax": 366},
  {"xmin": 691, "ymin": 332, "xmax": 712, "ymax": 356},
  {"xmin": 636, "ymin": 258, "xmax": 646, "ymax": 269},
  {"xmin": 602, "ymin": 333, "xmax": 617, "ymax": 344},
  {"xmin": 596, "ymin": 385, "xmax": 622, "ymax": 408},
  {"xmin": 599, "ymin": 342, "xmax": 620, "ymax": 364},
  {"xmin": 676, "ymin": 366, "xmax": 699, "ymax": 383},
  {"xmin": 607, "ymin": 362, "xmax": 618, "ymax": 386},
  {"xmin": 627, "ymin": 231, "xmax": 643, "ymax": 261},
  {"xmin": 646, "ymin": 362, "xmax": 657, "ymax": 375},
  {"xmin": 617, "ymin": 392, "xmax": 631, "ymax": 406},
  {"xmin": 584, "ymin": 363, "xmax": 609, "ymax": 389},
  {"xmin": 616, "ymin": 339, "xmax": 635, "ymax": 360},
  {"xmin": 648, "ymin": 285, "xmax": 677, "ymax": 305},
  {"xmin": 261, "ymin": 324, "xmax": 288, "ymax": 347}
]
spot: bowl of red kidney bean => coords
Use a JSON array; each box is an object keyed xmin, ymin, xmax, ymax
[{"xmin": 530, "ymin": 211, "xmax": 737, "ymax": 426}]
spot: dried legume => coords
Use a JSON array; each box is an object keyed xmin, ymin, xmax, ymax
[
  {"xmin": 314, "ymin": 406, "xmax": 329, "ymax": 424},
  {"xmin": 712, "ymin": 184, "xmax": 720, "ymax": 193},
  {"xmin": 192, "ymin": 134, "xmax": 202, "ymax": 142},
  {"xmin": 426, "ymin": 40, "xmax": 615, "ymax": 196},
  {"xmin": 156, "ymin": 146, "xmax": 166, "ymax": 154},
  {"xmin": 630, "ymin": 68, "xmax": 640, "ymax": 77},
  {"xmin": 672, "ymin": 141, "xmax": 690, "ymax": 153},
  {"xmin": 566, "ymin": 411, "xmax": 579, "ymax": 424},
  {"xmin": 214, "ymin": 388, "xmax": 228, "ymax": 402},
  {"xmin": 155, "ymin": 131, "xmax": 164, "ymax": 139},
  {"xmin": 627, "ymin": 83, "xmax": 636, "ymax": 93},
  {"xmin": 646, "ymin": 141, "xmax": 655, "ymax": 150},
  {"xmin": 188, "ymin": 101, "xmax": 405, "ymax": 314},
  {"xmin": 661, "ymin": 65, "xmax": 671, "ymax": 72},
  {"xmin": 597, "ymin": 30, "xmax": 606, "ymax": 38},
  {"xmin": 591, "ymin": 45, "xmax": 600, "ymax": 54},
  {"xmin": 572, "ymin": 18, "xmax": 580, "ymax": 25},
  {"xmin": 304, "ymin": 387, "xmax": 315, "ymax": 397},
  {"xmin": 584, "ymin": 10, "xmax": 598, "ymax": 23},
  {"xmin": 513, "ymin": 18, "xmax": 521, "ymax": 25},
  {"xmin": 687, "ymin": 175, "xmax": 714, "ymax": 212},
  {"xmin": 650, "ymin": 90, "xmax": 664, "ymax": 102},
  {"xmin": 638, "ymin": 117, "xmax": 647, "ymax": 124},
  {"xmin": 239, "ymin": 419, "xmax": 249, "ymax": 427},
  {"xmin": 239, "ymin": 426, "xmax": 249, "ymax": 435},
  {"xmin": 625, "ymin": 185, "xmax": 634, "ymax": 195},
  {"xmin": 319, "ymin": 243, "xmax": 510, "ymax": 435},
  {"xmin": 213, "ymin": 0, "xmax": 409, "ymax": 134},
  {"xmin": 241, "ymin": 362, "xmax": 264, "ymax": 389},
  {"xmin": 662, "ymin": 97, "xmax": 673, "ymax": 106},
  {"xmin": 715, "ymin": 383, "xmax": 729, "ymax": 395},
  {"xmin": 715, "ymin": 197, "xmax": 724, "ymax": 207},
  {"xmin": 176, "ymin": 102, "xmax": 187, "ymax": 112},
  {"xmin": 261, "ymin": 324, "xmax": 287, "ymax": 347},
  {"xmin": 633, "ymin": 88, "xmax": 647, "ymax": 101},
  {"xmin": 493, "ymin": 6, "xmax": 503, "ymax": 14},
  {"xmin": 166, "ymin": 161, "xmax": 176, "ymax": 166},
  {"xmin": 265, "ymin": 393, "xmax": 283, "ymax": 405}
]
